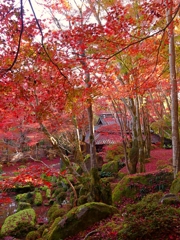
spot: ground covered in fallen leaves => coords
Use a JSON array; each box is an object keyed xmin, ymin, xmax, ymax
[{"xmin": 0, "ymin": 148, "xmax": 175, "ymax": 240}]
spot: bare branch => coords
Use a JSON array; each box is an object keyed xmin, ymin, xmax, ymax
[
  {"xmin": 0, "ymin": 0, "xmax": 24, "ymax": 77},
  {"xmin": 27, "ymin": 0, "xmax": 67, "ymax": 79}
]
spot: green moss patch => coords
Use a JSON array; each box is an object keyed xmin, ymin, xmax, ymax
[
  {"xmin": 46, "ymin": 202, "xmax": 118, "ymax": 240},
  {"xmin": 0, "ymin": 208, "xmax": 36, "ymax": 238},
  {"xmin": 118, "ymin": 202, "xmax": 180, "ymax": 239},
  {"xmin": 112, "ymin": 170, "xmax": 173, "ymax": 205},
  {"xmin": 170, "ymin": 172, "xmax": 180, "ymax": 194},
  {"xmin": 34, "ymin": 191, "xmax": 43, "ymax": 206}
]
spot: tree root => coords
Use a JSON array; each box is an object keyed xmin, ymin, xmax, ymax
[{"xmin": 83, "ymin": 230, "xmax": 99, "ymax": 240}]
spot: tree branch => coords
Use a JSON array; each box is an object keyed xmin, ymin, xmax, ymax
[
  {"xmin": 0, "ymin": 0, "xmax": 24, "ymax": 77},
  {"xmin": 93, "ymin": 3, "xmax": 180, "ymax": 60},
  {"xmin": 27, "ymin": 0, "xmax": 67, "ymax": 79}
]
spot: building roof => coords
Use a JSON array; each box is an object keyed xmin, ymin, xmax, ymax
[
  {"xmin": 94, "ymin": 132, "xmax": 122, "ymax": 145},
  {"xmin": 85, "ymin": 113, "xmax": 131, "ymax": 146}
]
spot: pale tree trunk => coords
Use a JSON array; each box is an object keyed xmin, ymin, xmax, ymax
[
  {"xmin": 112, "ymin": 99, "xmax": 130, "ymax": 173},
  {"xmin": 166, "ymin": 0, "xmax": 180, "ymax": 177},
  {"xmin": 81, "ymin": 62, "xmax": 98, "ymax": 175},
  {"xmin": 126, "ymin": 98, "xmax": 139, "ymax": 174},
  {"xmin": 141, "ymin": 97, "xmax": 151, "ymax": 158},
  {"xmin": 39, "ymin": 122, "xmax": 81, "ymax": 178},
  {"xmin": 72, "ymin": 116, "xmax": 89, "ymax": 173},
  {"xmin": 129, "ymin": 113, "xmax": 139, "ymax": 174},
  {"xmin": 135, "ymin": 96, "xmax": 145, "ymax": 172},
  {"xmin": 87, "ymin": 103, "xmax": 98, "ymax": 170}
]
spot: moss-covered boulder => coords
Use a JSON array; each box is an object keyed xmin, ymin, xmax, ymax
[
  {"xmin": 56, "ymin": 191, "xmax": 67, "ymax": 204},
  {"xmin": 170, "ymin": 172, "xmax": 180, "ymax": 194},
  {"xmin": 26, "ymin": 230, "xmax": 40, "ymax": 240},
  {"xmin": 112, "ymin": 170, "xmax": 173, "ymax": 205},
  {"xmin": 159, "ymin": 193, "xmax": 180, "ymax": 205},
  {"xmin": 118, "ymin": 201, "xmax": 180, "ymax": 239},
  {"xmin": 46, "ymin": 202, "xmax": 118, "ymax": 240},
  {"xmin": 17, "ymin": 201, "xmax": 31, "ymax": 211},
  {"xmin": 141, "ymin": 191, "xmax": 164, "ymax": 204},
  {"xmin": 46, "ymin": 188, "xmax": 51, "ymax": 199},
  {"xmin": 15, "ymin": 192, "xmax": 34, "ymax": 203},
  {"xmin": 0, "ymin": 208, "xmax": 36, "ymax": 238},
  {"xmin": 101, "ymin": 161, "xmax": 119, "ymax": 175},
  {"xmin": 34, "ymin": 191, "xmax": 43, "ymax": 206},
  {"xmin": 47, "ymin": 204, "xmax": 67, "ymax": 223}
]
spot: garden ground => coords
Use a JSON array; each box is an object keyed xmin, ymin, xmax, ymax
[{"xmin": 0, "ymin": 148, "xmax": 174, "ymax": 239}]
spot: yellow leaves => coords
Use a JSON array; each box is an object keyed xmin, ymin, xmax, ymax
[
  {"xmin": 101, "ymin": 0, "xmax": 117, "ymax": 8},
  {"xmin": 50, "ymin": 0, "xmax": 71, "ymax": 11}
]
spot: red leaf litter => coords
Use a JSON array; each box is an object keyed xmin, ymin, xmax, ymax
[
  {"xmin": 2, "ymin": 157, "xmax": 60, "ymax": 175},
  {"xmin": 120, "ymin": 148, "xmax": 172, "ymax": 174},
  {"xmin": 146, "ymin": 148, "xmax": 172, "ymax": 172}
]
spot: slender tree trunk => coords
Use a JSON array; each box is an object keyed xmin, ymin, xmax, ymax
[
  {"xmin": 72, "ymin": 116, "xmax": 89, "ymax": 173},
  {"xmin": 87, "ymin": 103, "xmax": 98, "ymax": 170},
  {"xmin": 141, "ymin": 97, "xmax": 151, "ymax": 158},
  {"xmin": 129, "ymin": 99, "xmax": 139, "ymax": 174},
  {"xmin": 166, "ymin": 0, "xmax": 180, "ymax": 177},
  {"xmin": 135, "ymin": 96, "xmax": 145, "ymax": 172},
  {"xmin": 112, "ymin": 99, "xmax": 130, "ymax": 173}
]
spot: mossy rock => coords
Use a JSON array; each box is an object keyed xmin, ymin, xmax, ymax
[
  {"xmin": 36, "ymin": 225, "xmax": 47, "ymax": 236},
  {"xmin": 56, "ymin": 191, "xmax": 67, "ymax": 204},
  {"xmin": 26, "ymin": 230, "xmax": 40, "ymax": 240},
  {"xmin": 0, "ymin": 208, "xmax": 36, "ymax": 238},
  {"xmin": 46, "ymin": 188, "xmax": 51, "ymax": 199},
  {"xmin": 77, "ymin": 195, "xmax": 88, "ymax": 205},
  {"xmin": 51, "ymin": 187, "xmax": 64, "ymax": 198},
  {"xmin": 101, "ymin": 161, "xmax": 119, "ymax": 174},
  {"xmin": 141, "ymin": 191, "xmax": 164, "ymax": 204},
  {"xmin": 17, "ymin": 201, "xmax": 31, "ymax": 211},
  {"xmin": 40, "ymin": 185, "xmax": 49, "ymax": 191},
  {"xmin": 117, "ymin": 171, "xmax": 126, "ymax": 180},
  {"xmin": 112, "ymin": 170, "xmax": 173, "ymax": 204},
  {"xmin": 46, "ymin": 202, "xmax": 118, "ymax": 240},
  {"xmin": 47, "ymin": 203, "xmax": 67, "ymax": 223},
  {"xmin": 15, "ymin": 192, "xmax": 34, "ymax": 203},
  {"xmin": 100, "ymin": 179, "xmax": 112, "ymax": 205},
  {"xmin": 34, "ymin": 191, "xmax": 43, "ymax": 206},
  {"xmin": 170, "ymin": 172, "xmax": 180, "ymax": 194},
  {"xmin": 159, "ymin": 193, "xmax": 180, "ymax": 205},
  {"xmin": 118, "ymin": 201, "xmax": 180, "ymax": 239},
  {"xmin": 47, "ymin": 204, "xmax": 61, "ymax": 221}
]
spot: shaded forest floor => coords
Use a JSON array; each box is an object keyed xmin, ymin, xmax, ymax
[{"xmin": 2, "ymin": 148, "xmax": 172, "ymax": 174}]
